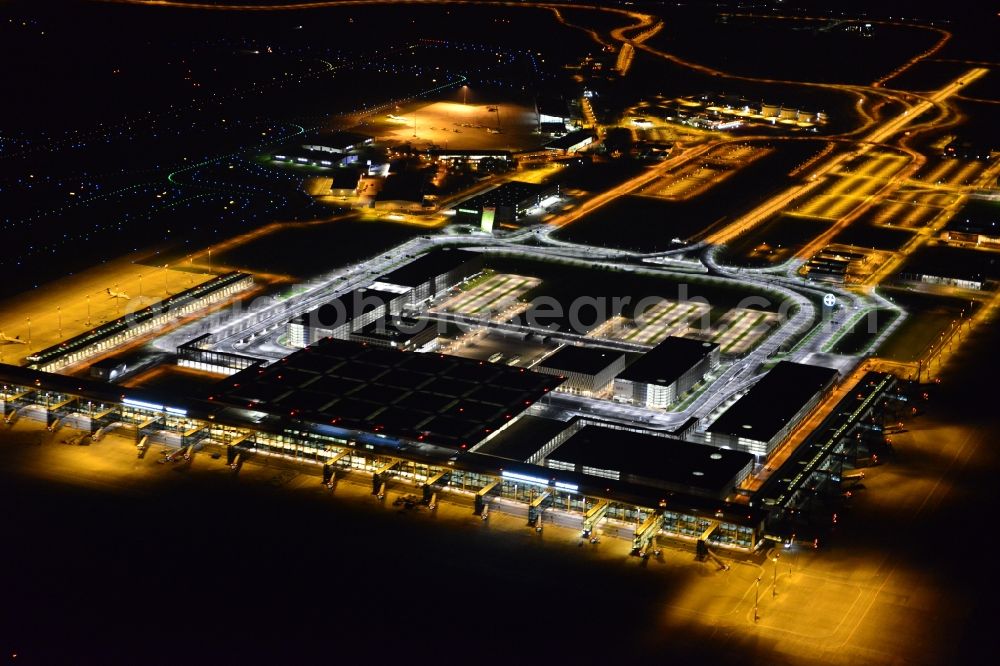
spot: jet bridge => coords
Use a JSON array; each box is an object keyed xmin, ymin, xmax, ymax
[
  {"xmin": 527, "ymin": 491, "xmax": 551, "ymax": 529},
  {"xmin": 474, "ymin": 478, "xmax": 502, "ymax": 516},
  {"xmin": 2, "ymin": 388, "xmax": 34, "ymax": 426},
  {"xmin": 582, "ymin": 499, "xmax": 610, "ymax": 539},
  {"xmin": 321, "ymin": 449, "xmax": 351, "ymax": 485},
  {"xmin": 632, "ymin": 511, "xmax": 664, "ymax": 558},
  {"xmin": 372, "ymin": 459, "xmax": 400, "ymax": 499}
]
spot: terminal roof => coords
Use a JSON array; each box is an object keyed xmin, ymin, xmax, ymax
[
  {"xmin": 707, "ymin": 361, "xmax": 839, "ymax": 442},
  {"xmin": 551, "ymin": 425, "xmax": 753, "ymax": 495},
  {"xmin": 211, "ymin": 338, "xmax": 563, "ymax": 450},
  {"xmin": 475, "ymin": 415, "xmax": 568, "ymax": 462}
]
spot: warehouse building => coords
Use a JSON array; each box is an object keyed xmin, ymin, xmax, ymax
[
  {"xmin": 544, "ymin": 129, "xmax": 595, "ymax": 154},
  {"xmin": 534, "ymin": 345, "xmax": 629, "ymax": 397},
  {"xmin": 371, "ymin": 248, "xmax": 484, "ymax": 306},
  {"xmin": 897, "ymin": 245, "xmax": 1000, "ymax": 291},
  {"xmin": 452, "ymin": 181, "xmax": 560, "ymax": 228},
  {"xmin": 329, "ymin": 167, "xmax": 362, "ymax": 197},
  {"xmin": 943, "ymin": 200, "xmax": 1000, "ymax": 247},
  {"xmin": 543, "ymin": 425, "xmax": 754, "ymax": 501},
  {"xmin": 614, "ymin": 336, "xmax": 719, "ymax": 409},
  {"xmin": 705, "ymin": 361, "xmax": 839, "ymax": 459}
]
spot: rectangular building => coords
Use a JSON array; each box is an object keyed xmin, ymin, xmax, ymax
[
  {"xmin": 544, "ymin": 425, "xmax": 754, "ymax": 500},
  {"xmin": 534, "ymin": 345, "xmax": 628, "ymax": 396},
  {"xmin": 373, "ymin": 248, "xmax": 483, "ymax": 306},
  {"xmin": 544, "ymin": 129, "xmax": 595, "ymax": 154},
  {"xmin": 288, "ymin": 287, "xmax": 407, "ymax": 348},
  {"xmin": 613, "ymin": 336, "xmax": 719, "ymax": 408},
  {"xmin": 452, "ymin": 181, "xmax": 559, "ymax": 227},
  {"xmin": 705, "ymin": 361, "xmax": 839, "ymax": 459},
  {"xmin": 348, "ymin": 316, "xmax": 437, "ymax": 351}
]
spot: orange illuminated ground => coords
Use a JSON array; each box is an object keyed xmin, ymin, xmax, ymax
[{"xmin": 0, "ymin": 256, "xmax": 215, "ymax": 365}]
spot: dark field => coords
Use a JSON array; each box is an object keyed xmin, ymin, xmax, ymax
[
  {"xmin": 830, "ymin": 308, "xmax": 898, "ymax": 355},
  {"xmin": 877, "ymin": 287, "xmax": 977, "ymax": 362},
  {"xmin": 212, "ymin": 219, "xmax": 424, "ymax": 278},
  {"xmin": 832, "ymin": 222, "xmax": 916, "ymax": 252},
  {"xmin": 721, "ymin": 214, "xmax": 831, "ymax": 267},
  {"xmin": 648, "ymin": 12, "xmax": 941, "ymax": 85}
]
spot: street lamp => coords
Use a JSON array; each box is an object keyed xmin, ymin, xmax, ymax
[
  {"xmin": 772, "ymin": 552, "xmax": 780, "ymax": 598},
  {"xmin": 462, "ymin": 84, "xmax": 468, "ymax": 105},
  {"xmin": 138, "ymin": 273, "xmax": 143, "ymax": 299},
  {"xmin": 57, "ymin": 306, "xmax": 62, "ymax": 339},
  {"xmin": 754, "ymin": 576, "xmax": 761, "ymax": 622}
]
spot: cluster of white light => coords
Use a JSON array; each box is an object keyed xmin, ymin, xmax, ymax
[
  {"xmin": 123, "ymin": 397, "xmax": 186, "ymax": 416},
  {"xmin": 501, "ymin": 470, "xmax": 578, "ymax": 493}
]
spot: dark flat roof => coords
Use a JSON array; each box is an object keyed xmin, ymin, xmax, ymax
[
  {"xmin": 428, "ymin": 149, "xmax": 511, "ymax": 158},
  {"xmin": 305, "ymin": 130, "xmax": 372, "ymax": 149},
  {"xmin": 475, "ymin": 415, "xmax": 568, "ymax": 462},
  {"xmin": 211, "ymin": 338, "xmax": 563, "ymax": 450},
  {"xmin": 330, "ymin": 168, "xmax": 361, "ymax": 189},
  {"xmin": 292, "ymin": 287, "xmax": 396, "ymax": 329},
  {"xmin": 900, "ymin": 245, "xmax": 1000, "ymax": 284},
  {"xmin": 945, "ymin": 200, "xmax": 1000, "ymax": 236},
  {"xmin": 550, "ymin": 425, "xmax": 754, "ymax": 495},
  {"xmin": 377, "ymin": 248, "xmax": 480, "ymax": 288},
  {"xmin": 707, "ymin": 361, "xmax": 839, "ymax": 442},
  {"xmin": 455, "ymin": 181, "xmax": 553, "ymax": 211},
  {"xmin": 351, "ymin": 317, "xmax": 434, "ymax": 347},
  {"xmin": 616, "ymin": 336, "xmax": 717, "ymax": 386},
  {"xmin": 536, "ymin": 345, "xmax": 626, "ymax": 377},
  {"xmin": 545, "ymin": 129, "xmax": 594, "ymax": 151},
  {"xmin": 375, "ymin": 171, "xmax": 432, "ymax": 202}
]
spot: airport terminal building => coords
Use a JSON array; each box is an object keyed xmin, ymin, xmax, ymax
[
  {"xmin": 705, "ymin": 361, "xmax": 839, "ymax": 459},
  {"xmin": 0, "ymin": 349, "xmax": 899, "ymax": 552}
]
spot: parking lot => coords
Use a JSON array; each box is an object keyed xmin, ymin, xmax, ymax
[{"xmin": 432, "ymin": 273, "xmax": 540, "ymax": 317}]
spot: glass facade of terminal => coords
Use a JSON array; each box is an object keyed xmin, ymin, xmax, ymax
[{"xmin": 1, "ymin": 379, "xmax": 763, "ymax": 551}]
